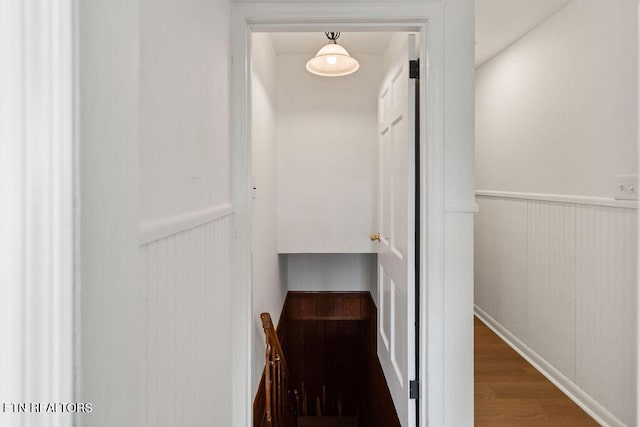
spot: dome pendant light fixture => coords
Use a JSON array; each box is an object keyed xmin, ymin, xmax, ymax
[{"xmin": 306, "ymin": 32, "xmax": 360, "ymax": 77}]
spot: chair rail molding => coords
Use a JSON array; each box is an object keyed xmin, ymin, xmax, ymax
[
  {"xmin": 139, "ymin": 203, "xmax": 234, "ymax": 246},
  {"xmin": 476, "ymin": 190, "xmax": 638, "ymax": 209}
]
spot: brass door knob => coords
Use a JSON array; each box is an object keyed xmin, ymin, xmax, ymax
[{"xmin": 370, "ymin": 233, "xmax": 381, "ymax": 242}]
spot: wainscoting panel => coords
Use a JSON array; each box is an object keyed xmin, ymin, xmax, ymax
[
  {"xmin": 139, "ymin": 209, "xmax": 232, "ymax": 426},
  {"xmin": 475, "ymin": 193, "xmax": 636, "ymax": 426},
  {"xmin": 526, "ymin": 200, "xmax": 576, "ymax": 378},
  {"xmin": 574, "ymin": 204, "xmax": 637, "ymax": 424},
  {"xmin": 475, "ymin": 197, "xmax": 528, "ymax": 340}
]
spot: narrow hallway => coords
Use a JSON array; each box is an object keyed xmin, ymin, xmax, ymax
[{"xmin": 474, "ymin": 317, "xmax": 598, "ymax": 426}]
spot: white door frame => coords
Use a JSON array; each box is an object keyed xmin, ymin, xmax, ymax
[
  {"xmin": 230, "ymin": 3, "xmax": 445, "ymax": 426},
  {"xmin": 0, "ymin": 0, "xmax": 75, "ymax": 421}
]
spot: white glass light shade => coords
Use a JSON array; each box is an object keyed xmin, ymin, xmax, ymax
[{"xmin": 306, "ymin": 43, "xmax": 360, "ymax": 77}]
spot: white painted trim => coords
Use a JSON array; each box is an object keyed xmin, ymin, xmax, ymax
[
  {"xmin": 0, "ymin": 0, "xmax": 25, "ymax": 407},
  {"xmin": 475, "ymin": 306, "xmax": 626, "ymax": 427},
  {"xmin": 231, "ymin": 4, "xmax": 446, "ymax": 427},
  {"xmin": 51, "ymin": 3, "xmax": 75, "ymax": 421},
  {"xmin": 138, "ymin": 203, "xmax": 234, "ymax": 245},
  {"xmin": 636, "ymin": 3, "xmax": 640, "ymax": 426},
  {"xmin": 419, "ymin": 14, "xmax": 446, "ymax": 427},
  {"xmin": 230, "ymin": 9, "xmax": 252, "ymax": 427},
  {"xmin": 476, "ymin": 190, "xmax": 638, "ymax": 209},
  {"xmin": 1, "ymin": 0, "xmax": 75, "ymax": 420},
  {"xmin": 72, "ymin": 0, "xmax": 82, "ymax": 408}
]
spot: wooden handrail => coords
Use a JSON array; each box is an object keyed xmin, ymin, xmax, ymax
[{"xmin": 261, "ymin": 312, "xmax": 298, "ymax": 427}]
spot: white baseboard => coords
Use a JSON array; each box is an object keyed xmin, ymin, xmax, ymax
[{"xmin": 474, "ymin": 305, "xmax": 626, "ymax": 427}]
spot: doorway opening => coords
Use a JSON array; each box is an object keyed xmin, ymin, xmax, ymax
[
  {"xmin": 229, "ymin": 5, "xmax": 450, "ymax": 426},
  {"xmin": 249, "ymin": 30, "xmax": 420, "ymax": 427}
]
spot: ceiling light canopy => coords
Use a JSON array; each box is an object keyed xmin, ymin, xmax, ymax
[{"xmin": 306, "ymin": 32, "xmax": 360, "ymax": 77}]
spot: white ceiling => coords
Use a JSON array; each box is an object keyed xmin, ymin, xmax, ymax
[
  {"xmin": 267, "ymin": 1, "xmax": 573, "ymax": 67},
  {"xmin": 268, "ymin": 32, "xmax": 395, "ymax": 56},
  {"xmin": 475, "ymin": 0, "xmax": 573, "ymax": 66}
]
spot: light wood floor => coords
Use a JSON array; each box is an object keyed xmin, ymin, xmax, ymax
[{"xmin": 475, "ymin": 317, "xmax": 599, "ymax": 426}]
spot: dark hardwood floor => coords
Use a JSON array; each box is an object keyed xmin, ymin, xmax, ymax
[{"xmin": 475, "ymin": 317, "xmax": 599, "ymax": 426}]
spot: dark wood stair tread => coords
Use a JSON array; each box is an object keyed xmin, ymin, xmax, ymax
[{"xmin": 298, "ymin": 416, "xmax": 358, "ymax": 427}]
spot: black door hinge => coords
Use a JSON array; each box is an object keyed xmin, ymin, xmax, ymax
[
  {"xmin": 409, "ymin": 380, "xmax": 419, "ymax": 399},
  {"xmin": 409, "ymin": 59, "xmax": 420, "ymax": 79}
]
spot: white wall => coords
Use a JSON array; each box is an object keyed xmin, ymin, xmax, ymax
[
  {"xmin": 251, "ymin": 33, "xmax": 287, "ymax": 393},
  {"xmin": 475, "ymin": 1, "xmax": 638, "ymax": 425},
  {"xmin": 476, "ymin": 0, "xmax": 638, "ymax": 198},
  {"xmin": 276, "ymin": 54, "xmax": 383, "ymax": 254},
  {"xmin": 285, "ymin": 254, "xmax": 377, "ymax": 292},
  {"xmin": 79, "ymin": 0, "xmax": 233, "ymax": 425},
  {"xmin": 137, "ymin": 0, "xmax": 233, "ymax": 424},
  {"xmin": 78, "ymin": 1, "xmax": 143, "ymax": 425},
  {"xmin": 139, "ymin": 0, "xmax": 231, "ymax": 222}
]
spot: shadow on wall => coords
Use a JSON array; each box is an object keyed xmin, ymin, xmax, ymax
[{"xmin": 280, "ymin": 253, "xmax": 377, "ymax": 293}]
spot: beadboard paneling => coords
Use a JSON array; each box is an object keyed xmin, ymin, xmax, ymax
[
  {"xmin": 574, "ymin": 204, "xmax": 637, "ymax": 425},
  {"xmin": 475, "ymin": 194, "xmax": 636, "ymax": 426},
  {"xmin": 139, "ymin": 213, "xmax": 232, "ymax": 426},
  {"xmin": 526, "ymin": 200, "xmax": 576, "ymax": 378},
  {"xmin": 474, "ymin": 198, "xmax": 528, "ymax": 339}
]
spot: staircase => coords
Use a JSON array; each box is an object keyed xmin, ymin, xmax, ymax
[{"xmin": 255, "ymin": 292, "xmax": 401, "ymax": 427}]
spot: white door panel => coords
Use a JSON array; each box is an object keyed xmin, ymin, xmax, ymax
[{"xmin": 376, "ymin": 33, "xmax": 416, "ymax": 427}]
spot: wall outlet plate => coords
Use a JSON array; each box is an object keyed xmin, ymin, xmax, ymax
[{"xmin": 615, "ymin": 175, "xmax": 638, "ymax": 200}]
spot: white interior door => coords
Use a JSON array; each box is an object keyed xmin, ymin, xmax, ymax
[{"xmin": 376, "ymin": 33, "xmax": 416, "ymax": 427}]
